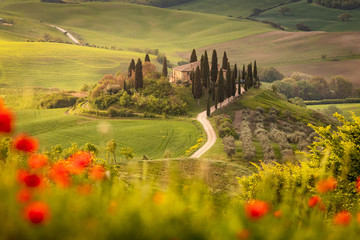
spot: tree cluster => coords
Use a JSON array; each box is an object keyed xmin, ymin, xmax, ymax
[
  {"xmin": 315, "ymin": 0, "xmax": 360, "ymax": 9},
  {"xmin": 88, "ymin": 55, "xmax": 187, "ymax": 116},
  {"xmin": 272, "ymin": 73, "xmax": 355, "ymax": 100},
  {"xmin": 190, "ymin": 49, "xmax": 260, "ymax": 115}
]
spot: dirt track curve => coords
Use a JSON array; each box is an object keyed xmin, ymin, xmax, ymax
[{"xmin": 191, "ymin": 89, "xmax": 243, "ymax": 158}]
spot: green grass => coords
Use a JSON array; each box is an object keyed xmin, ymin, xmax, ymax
[
  {"xmin": 169, "ymin": 0, "xmax": 286, "ymax": 18},
  {"xmin": 1, "ymin": 1, "xmax": 273, "ymax": 61},
  {"xmin": 255, "ymin": 1, "xmax": 360, "ymax": 32},
  {"xmin": 0, "ymin": 42, "xmax": 148, "ymax": 90},
  {"xmin": 14, "ymin": 108, "xmax": 203, "ymax": 159},
  {"xmin": 307, "ymin": 103, "xmax": 360, "ymax": 120},
  {"xmin": 215, "ymin": 88, "xmax": 335, "ymax": 126}
]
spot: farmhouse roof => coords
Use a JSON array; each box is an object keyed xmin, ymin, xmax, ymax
[
  {"xmin": 173, "ymin": 61, "xmax": 201, "ymax": 72},
  {"xmin": 173, "ymin": 60, "xmax": 226, "ymax": 72}
]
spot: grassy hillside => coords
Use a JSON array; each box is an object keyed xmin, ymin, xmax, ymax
[
  {"xmin": 0, "ymin": 42, "xmax": 150, "ymax": 90},
  {"xmin": 308, "ymin": 103, "xmax": 360, "ymax": 120},
  {"xmin": 117, "ymin": 158, "xmax": 253, "ymax": 193},
  {"xmin": 14, "ymin": 108, "xmax": 203, "ymax": 159},
  {"xmin": 216, "ymin": 88, "xmax": 334, "ymax": 126},
  {"xmin": 0, "ymin": 1, "xmax": 273, "ymax": 61},
  {"xmin": 183, "ymin": 31, "xmax": 360, "ymax": 87},
  {"xmin": 255, "ymin": 1, "xmax": 360, "ymax": 31},
  {"xmin": 169, "ymin": 0, "xmax": 286, "ymax": 18}
]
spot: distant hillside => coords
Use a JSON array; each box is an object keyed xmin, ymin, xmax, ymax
[{"xmin": 169, "ymin": 0, "xmax": 287, "ymax": 18}]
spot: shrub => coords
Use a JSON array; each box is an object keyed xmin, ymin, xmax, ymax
[
  {"xmin": 258, "ymin": 67, "xmax": 284, "ymax": 83},
  {"xmin": 223, "ymin": 136, "xmax": 236, "ymax": 159},
  {"xmin": 40, "ymin": 93, "xmax": 78, "ymax": 109},
  {"xmin": 240, "ymin": 110, "xmax": 256, "ymax": 160},
  {"xmin": 108, "ymin": 107, "xmax": 134, "ymax": 118},
  {"xmin": 296, "ymin": 23, "xmax": 311, "ymax": 31}
]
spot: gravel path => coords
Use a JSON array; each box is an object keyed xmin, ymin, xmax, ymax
[
  {"xmin": 191, "ymin": 88, "xmax": 244, "ymax": 158},
  {"xmin": 49, "ymin": 24, "xmax": 80, "ymax": 44}
]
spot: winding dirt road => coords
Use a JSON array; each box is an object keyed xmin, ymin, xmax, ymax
[
  {"xmin": 191, "ymin": 90, "xmax": 242, "ymax": 158},
  {"xmin": 49, "ymin": 24, "xmax": 80, "ymax": 44}
]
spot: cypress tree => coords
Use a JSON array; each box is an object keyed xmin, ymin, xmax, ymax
[
  {"xmin": 128, "ymin": 59, "xmax": 135, "ymax": 77},
  {"xmin": 210, "ymin": 49, "xmax": 218, "ymax": 101},
  {"xmin": 145, "ymin": 54, "xmax": 150, "ymax": 62},
  {"xmin": 135, "ymin": 58, "xmax": 143, "ymax": 90},
  {"xmin": 254, "ymin": 60, "xmax": 258, "ymax": 88},
  {"xmin": 190, "ymin": 49, "xmax": 197, "ymax": 63},
  {"xmin": 231, "ymin": 68, "xmax": 236, "ymax": 97},
  {"xmin": 218, "ymin": 69, "xmax": 225, "ymax": 107},
  {"xmin": 222, "ymin": 51, "xmax": 228, "ymax": 70},
  {"xmin": 123, "ymin": 80, "xmax": 127, "ymax": 92},
  {"xmin": 247, "ymin": 63, "xmax": 253, "ymax": 88},
  {"xmin": 226, "ymin": 64, "xmax": 232, "ymax": 98},
  {"xmin": 237, "ymin": 74, "xmax": 241, "ymax": 96},
  {"xmin": 233, "ymin": 64, "xmax": 238, "ymax": 82},
  {"xmin": 162, "ymin": 57, "xmax": 168, "ymax": 77},
  {"xmin": 202, "ymin": 51, "xmax": 209, "ymax": 89},
  {"xmin": 242, "ymin": 64, "xmax": 246, "ymax": 81},
  {"xmin": 190, "ymin": 70, "xmax": 195, "ymax": 95},
  {"xmin": 214, "ymin": 86, "xmax": 218, "ymax": 110},
  {"xmin": 194, "ymin": 66, "xmax": 202, "ymax": 106}
]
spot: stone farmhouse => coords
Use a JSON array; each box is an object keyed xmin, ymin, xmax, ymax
[{"xmin": 170, "ymin": 60, "xmax": 226, "ymax": 84}]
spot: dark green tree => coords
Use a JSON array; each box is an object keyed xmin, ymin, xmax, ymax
[
  {"xmin": 222, "ymin": 51, "xmax": 228, "ymax": 70},
  {"xmin": 231, "ymin": 68, "xmax": 236, "ymax": 97},
  {"xmin": 247, "ymin": 63, "xmax": 253, "ymax": 88},
  {"xmin": 237, "ymin": 74, "xmax": 241, "ymax": 96},
  {"xmin": 254, "ymin": 60, "xmax": 259, "ymax": 88},
  {"xmin": 226, "ymin": 64, "xmax": 232, "ymax": 98},
  {"xmin": 190, "ymin": 49, "xmax": 197, "ymax": 63},
  {"xmin": 218, "ymin": 69, "xmax": 225, "ymax": 107},
  {"xmin": 162, "ymin": 57, "xmax": 168, "ymax": 77},
  {"xmin": 202, "ymin": 51, "xmax": 210, "ymax": 89},
  {"xmin": 214, "ymin": 86, "xmax": 218, "ymax": 110},
  {"xmin": 190, "ymin": 69, "xmax": 195, "ymax": 95},
  {"xmin": 145, "ymin": 54, "xmax": 150, "ymax": 62},
  {"xmin": 211, "ymin": 49, "xmax": 218, "ymax": 101},
  {"xmin": 194, "ymin": 66, "xmax": 202, "ymax": 106},
  {"xmin": 242, "ymin": 64, "xmax": 246, "ymax": 81},
  {"xmin": 233, "ymin": 64, "xmax": 238, "ymax": 81},
  {"xmin": 135, "ymin": 58, "xmax": 143, "ymax": 90},
  {"xmin": 128, "ymin": 59, "xmax": 136, "ymax": 77}
]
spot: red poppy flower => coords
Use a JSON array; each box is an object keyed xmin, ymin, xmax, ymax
[
  {"xmin": 69, "ymin": 151, "xmax": 92, "ymax": 174},
  {"xmin": 77, "ymin": 184, "xmax": 92, "ymax": 195},
  {"xmin": 13, "ymin": 134, "xmax": 38, "ymax": 153},
  {"xmin": 24, "ymin": 201, "xmax": 50, "ymax": 224},
  {"xmin": 23, "ymin": 174, "xmax": 41, "ymax": 188},
  {"xmin": 308, "ymin": 196, "xmax": 321, "ymax": 208},
  {"xmin": 274, "ymin": 210, "xmax": 282, "ymax": 218},
  {"xmin": 317, "ymin": 177, "xmax": 337, "ymax": 193},
  {"xmin": 0, "ymin": 107, "xmax": 14, "ymax": 133},
  {"xmin": 356, "ymin": 177, "xmax": 360, "ymax": 193},
  {"xmin": 153, "ymin": 191, "xmax": 165, "ymax": 205},
  {"xmin": 356, "ymin": 212, "xmax": 360, "ymax": 224},
  {"xmin": 17, "ymin": 188, "xmax": 32, "ymax": 203},
  {"xmin": 245, "ymin": 200, "xmax": 269, "ymax": 220},
  {"xmin": 49, "ymin": 162, "xmax": 71, "ymax": 188},
  {"xmin": 28, "ymin": 154, "xmax": 48, "ymax": 169},
  {"xmin": 236, "ymin": 229, "xmax": 250, "ymax": 240},
  {"xmin": 333, "ymin": 211, "xmax": 351, "ymax": 226},
  {"xmin": 89, "ymin": 165, "xmax": 106, "ymax": 181},
  {"xmin": 17, "ymin": 169, "xmax": 29, "ymax": 183}
]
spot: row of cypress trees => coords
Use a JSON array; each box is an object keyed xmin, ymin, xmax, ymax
[{"xmin": 190, "ymin": 49, "xmax": 260, "ymax": 116}]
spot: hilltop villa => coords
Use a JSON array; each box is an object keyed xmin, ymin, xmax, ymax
[{"xmin": 170, "ymin": 60, "xmax": 226, "ymax": 83}]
